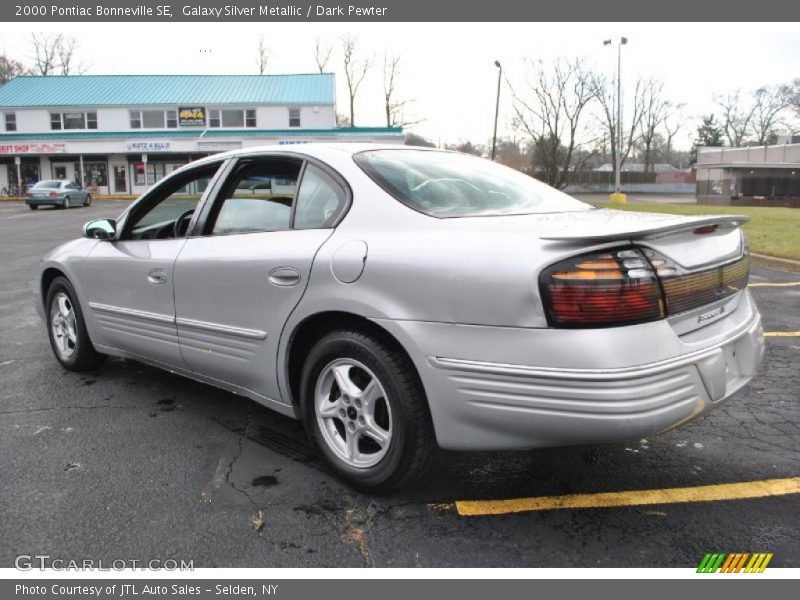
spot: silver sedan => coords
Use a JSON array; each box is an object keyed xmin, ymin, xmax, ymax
[
  {"xmin": 25, "ymin": 179, "xmax": 92, "ymax": 210},
  {"xmin": 35, "ymin": 144, "xmax": 764, "ymax": 491}
]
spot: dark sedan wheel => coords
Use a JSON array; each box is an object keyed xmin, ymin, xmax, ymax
[
  {"xmin": 84, "ymin": 194, "xmax": 92, "ymax": 207},
  {"xmin": 301, "ymin": 328, "xmax": 435, "ymax": 492},
  {"xmin": 62, "ymin": 196, "xmax": 70, "ymax": 209},
  {"xmin": 45, "ymin": 276, "xmax": 107, "ymax": 371},
  {"xmin": 29, "ymin": 205, "xmax": 38, "ymax": 210}
]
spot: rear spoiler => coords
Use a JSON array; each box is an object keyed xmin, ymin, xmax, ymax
[{"xmin": 541, "ymin": 214, "xmax": 749, "ymax": 243}]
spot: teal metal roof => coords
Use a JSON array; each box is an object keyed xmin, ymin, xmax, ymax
[
  {"xmin": 0, "ymin": 74, "xmax": 335, "ymax": 108},
  {"xmin": 0, "ymin": 127, "xmax": 403, "ymax": 142}
]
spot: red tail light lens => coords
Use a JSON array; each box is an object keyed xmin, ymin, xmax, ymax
[
  {"xmin": 49, "ymin": 191, "xmax": 58, "ymax": 197},
  {"xmin": 540, "ymin": 249, "xmax": 665, "ymax": 328},
  {"xmin": 541, "ymin": 246, "xmax": 751, "ymax": 328}
]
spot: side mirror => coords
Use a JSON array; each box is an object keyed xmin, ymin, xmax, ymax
[{"xmin": 83, "ymin": 218, "xmax": 117, "ymax": 240}]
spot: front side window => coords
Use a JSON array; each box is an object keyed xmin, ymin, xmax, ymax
[
  {"xmin": 354, "ymin": 149, "xmax": 592, "ymax": 218},
  {"xmin": 294, "ymin": 164, "xmax": 347, "ymax": 229},
  {"xmin": 127, "ymin": 163, "xmax": 221, "ymax": 240},
  {"xmin": 4, "ymin": 112, "xmax": 16, "ymax": 132},
  {"xmin": 209, "ymin": 159, "xmax": 302, "ymax": 235},
  {"xmin": 289, "ymin": 108, "xmax": 301, "ymax": 127}
]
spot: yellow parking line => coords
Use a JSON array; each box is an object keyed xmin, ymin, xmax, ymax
[
  {"xmin": 749, "ymin": 282, "xmax": 800, "ymax": 288},
  {"xmin": 764, "ymin": 331, "xmax": 800, "ymax": 337},
  {"xmin": 455, "ymin": 476, "xmax": 800, "ymax": 516}
]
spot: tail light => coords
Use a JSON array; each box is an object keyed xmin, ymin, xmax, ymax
[
  {"xmin": 540, "ymin": 248, "xmax": 664, "ymax": 328},
  {"xmin": 49, "ymin": 191, "xmax": 58, "ymax": 197},
  {"xmin": 540, "ymin": 246, "xmax": 750, "ymax": 328}
]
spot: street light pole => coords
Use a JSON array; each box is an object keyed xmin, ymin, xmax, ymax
[
  {"xmin": 491, "ymin": 60, "xmax": 502, "ymax": 160},
  {"xmin": 604, "ymin": 37, "xmax": 627, "ymax": 201}
]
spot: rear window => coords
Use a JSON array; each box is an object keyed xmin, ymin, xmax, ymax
[
  {"xmin": 33, "ymin": 180, "xmax": 62, "ymax": 189},
  {"xmin": 354, "ymin": 149, "xmax": 591, "ymax": 217}
]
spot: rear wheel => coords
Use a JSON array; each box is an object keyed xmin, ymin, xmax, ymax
[
  {"xmin": 62, "ymin": 196, "xmax": 70, "ymax": 209},
  {"xmin": 301, "ymin": 329, "xmax": 435, "ymax": 492},
  {"xmin": 29, "ymin": 204, "xmax": 38, "ymax": 210},
  {"xmin": 83, "ymin": 194, "xmax": 91, "ymax": 207},
  {"xmin": 45, "ymin": 276, "xmax": 107, "ymax": 371}
]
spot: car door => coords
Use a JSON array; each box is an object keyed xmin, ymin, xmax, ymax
[
  {"xmin": 84, "ymin": 161, "xmax": 224, "ymax": 368},
  {"xmin": 173, "ymin": 156, "xmax": 349, "ymax": 403}
]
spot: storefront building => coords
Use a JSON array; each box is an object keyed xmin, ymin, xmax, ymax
[{"xmin": 0, "ymin": 74, "xmax": 403, "ymax": 195}]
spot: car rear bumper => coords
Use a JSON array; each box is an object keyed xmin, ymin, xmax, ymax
[
  {"xmin": 375, "ymin": 290, "xmax": 765, "ymax": 450},
  {"xmin": 26, "ymin": 198, "xmax": 62, "ymax": 206}
]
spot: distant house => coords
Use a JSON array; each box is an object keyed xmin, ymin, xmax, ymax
[{"xmin": 0, "ymin": 74, "xmax": 403, "ymax": 195}]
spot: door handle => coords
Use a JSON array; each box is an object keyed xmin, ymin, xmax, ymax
[
  {"xmin": 147, "ymin": 268, "xmax": 168, "ymax": 285},
  {"xmin": 268, "ymin": 267, "xmax": 301, "ymax": 287}
]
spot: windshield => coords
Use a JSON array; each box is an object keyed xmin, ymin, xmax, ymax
[
  {"xmin": 33, "ymin": 180, "xmax": 63, "ymax": 189},
  {"xmin": 354, "ymin": 149, "xmax": 591, "ymax": 217}
]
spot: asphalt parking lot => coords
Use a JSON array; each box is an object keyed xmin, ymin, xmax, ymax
[{"xmin": 1, "ymin": 199, "xmax": 798, "ymax": 568}]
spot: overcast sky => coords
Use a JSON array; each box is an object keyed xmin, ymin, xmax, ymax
[{"xmin": 2, "ymin": 22, "xmax": 799, "ymax": 150}]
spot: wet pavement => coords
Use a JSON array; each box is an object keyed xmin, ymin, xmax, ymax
[{"xmin": 1, "ymin": 200, "xmax": 798, "ymax": 568}]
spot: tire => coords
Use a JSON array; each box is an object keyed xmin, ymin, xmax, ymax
[
  {"xmin": 62, "ymin": 197, "xmax": 70, "ymax": 209},
  {"xmin": 45, "ymin": 276, "xmax": 107, "ymax": 372},
  {"xmin": 84, "ymin": 194, "xmax": 91, "ymax": 207},
  {"xmin": 29, "ymin": 205, "xmax": 38, "ymax": 210},
  {"xmin": 301, "ymin": 328, "xmax": 435, "ymax": 492}
]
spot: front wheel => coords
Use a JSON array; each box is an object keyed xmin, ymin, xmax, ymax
[
  {"xmin": 45, "ymin": 276, "xmax": 107, "ymax": 371},
  {"xmin": 301, "ymin": 329, "xmax": 435, "ymax": 492},
  {"xmin": 29, "ymin": 204, "xmax": 38, "ymax": 210}
]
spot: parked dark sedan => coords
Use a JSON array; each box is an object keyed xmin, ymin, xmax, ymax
[{"xmin": 25, "ymin": 180, "xmax": 92, "ymax": 210}]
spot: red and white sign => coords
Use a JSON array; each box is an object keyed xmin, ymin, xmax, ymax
[{"xmin": 0, "ymin": 142, "xmax": 68, "ymax": 155}]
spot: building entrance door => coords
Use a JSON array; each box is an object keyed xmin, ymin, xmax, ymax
[{"xmin": 112, "ymin": 163, "xmax": 128, "ymax": 194}]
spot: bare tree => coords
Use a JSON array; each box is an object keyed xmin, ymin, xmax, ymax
[
  {"xmin": 662, "ymin": 102, "xmax": 686, "ymax": 165},
  {"xmin": 637, "ymin": 79, "xmax": 669, "ymax": 172},
  {"xmin": 341, "ymin": 35, "xmax": 370, "ymax": 127},
  {"xmin": 30, "ymin": 32, "xmax": 61, "ymax": 75},
  {"xmin": 381, "ymin": 51, "xmax": 420, "ymax": 128},
  {"xmin": 510, "ymin": 57, "xmax": 597, "ymax": 189},
  {"xmin": 256, "ymin": 34, "xmax": 270, "ymax": 75},
  {"xmin": 314, "ymin": 37, "xmax": 333, "ymax": 73},
  {"xmin": 0, "ymin": 55, "xmax": 29, "ymax": 84},
  {"xmin": 714, "ymin": 90, "xmax": 756, "ymax": 147},
  {"xmin": 593, "ymin": 72, "xmax": 645, "ymax": 171},
  {"xmin": 750, "ymin": 84, "xmax": 790, "ymax": 145},
  {"xmin": 30, "ymin": 33, "xmax": 85, "ymax": 76}
]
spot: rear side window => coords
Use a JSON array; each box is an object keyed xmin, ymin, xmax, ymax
[
  {"xmin": 354, "ymin": 149, "xmax": 591, "ymax": 218},
  {"xmin": 293, "ymin": 164, "xmax": 347, "ymax": 229},
  {"xmin": 210, "ymin": 159, "xmax": 302, "ymax": 235}
]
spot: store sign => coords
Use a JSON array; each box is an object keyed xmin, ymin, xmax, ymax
[
  {"xmin": 0, "ymin": 142, "xmax": 67, "ymax": 154},
  {"xmin": 197, "ymin": 141, "xmax": 242, "ymax": 151},
  {"xmin": 126, "ymin": 142, "xmax": 171, "ymax": 152},
  {"xmin": 278, "ymin": 140, "xmax": 312, "ymax": 145},
  {"xmin": 178, "ymin": 107, "xmax": 206, "ymax": 126}
]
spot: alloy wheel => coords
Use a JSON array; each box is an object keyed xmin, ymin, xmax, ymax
[
  {"xmin": 315, "ymin": 358, "xmax": 393, "ymax": 468},
  {"xmin": 50, "ymin": 292, "xmax": 77, "ymax": 358}
]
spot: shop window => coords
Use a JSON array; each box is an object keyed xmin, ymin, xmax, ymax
[
  {"xmin": 289, "ymin": 108, "xmax": 301, "ymax": 128},
  {"xmin": 74, "ymin": 162, "xmax": 108, "ymax": 187},
  {"xmin": 133, "ymin": 162, "xmax": 167, "ymax": 186},
  {"xmin": 208, "ymin": 109, "xmax": 257, "ymax": 128},
  {"xmin": 142, "ymin": 110, "xmax": 165, "ymax": 128},
  {"xmin": 50, "ymin": 111, "xmax": 97, "ymax": 130},
  {"xmin": 130, "ymin": 110, "xmax": 142, "ymax": 129},
  {"xmin": 4, "ymin": 112, "xmax": 16, "ymax": 132},
  {"xmin": 166, "ymin": 110, "xmax": 178, "ymax": 128}
]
